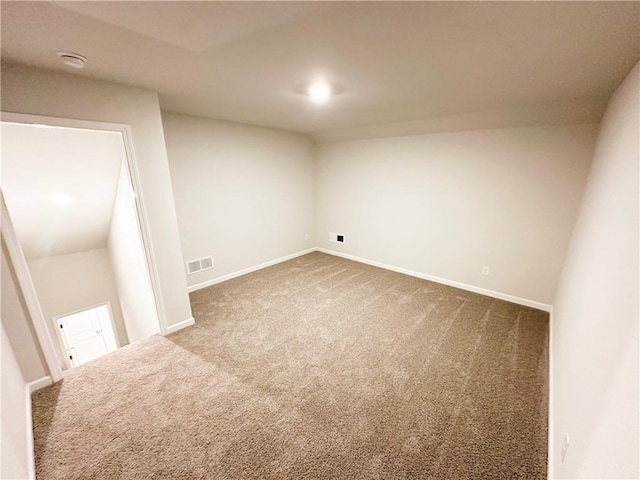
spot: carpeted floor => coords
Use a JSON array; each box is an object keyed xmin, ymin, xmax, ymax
[{"xmin": 32, "ymin": 252, "xmax": 549, "ymax": 479}]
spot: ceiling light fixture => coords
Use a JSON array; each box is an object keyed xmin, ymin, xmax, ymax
[
  {"xmin": 295, "ymin": 80, "xmax": 343, "ymax": 105},
  {"xmin": 307, "ymin": 80, "xmax": 332, "ymax": 105},
  {"xmin": 50, "ymin": 193, "xmax": 72, "ymax": 205},
  {"xmin": 57, "ymin": 52, "xmax": 87, "ymax": 69}
]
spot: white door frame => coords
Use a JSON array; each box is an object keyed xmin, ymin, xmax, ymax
[
  {"xmin": 1, "ymin": 192, "xmax": 64, "ymax": 381},
  {"xmin": 0, "ymin": 112, "xmax": 170, "ymax": 381},
  {"xmin": 52, "ymin": 301, "xmax": 120, "ymax": 370}
]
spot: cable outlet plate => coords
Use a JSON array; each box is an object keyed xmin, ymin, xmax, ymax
[{"xmin": 329, "ymin": 232, "xmax": 345, "ymax": 243}]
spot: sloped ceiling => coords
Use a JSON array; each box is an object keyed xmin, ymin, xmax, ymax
[{"xmin": 2, "ymin": 123, "xmax": 125, "ymax": 259}]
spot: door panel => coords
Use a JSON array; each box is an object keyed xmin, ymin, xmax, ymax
[
  {"xmin": 69, "ymin": 336, "xmax": 106, "ymax": 365},
  {"xmin": 58, "ymin": 308, "xmax": 110, "ymax": 367},
  {"xmin": 62, "ymin": 310, "xmax": 98, "ymax": 338}
]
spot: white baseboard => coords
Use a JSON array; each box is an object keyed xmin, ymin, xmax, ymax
[
  {"xmin": 187, "ymin": 248, "xmax": 317, "ymax": 293},
  {"xmin": 547, "ymin": 308, "xmax": 554, "ymax": 479},
  {"xmin": 187, "ymin": 246, "xmax": 552, "ymax": 312},
  {"xmin": 24, "ymin": 384, "xmax": 36, "ymax": 479},
  {"xmin": 24, "ymin": 377, "xmax": 53, "ymax": 478},
  {"xmin": 165, "ymin": 317, "xmax": 195, "ymax": 335},
  {"xmin": 318, "ymin": 248, "xmax": 552, "ymax": 312},
  {"xmin": 24, "ymin": 376, "xmax": 53, "ymax": 479},
  {"xmin": 27, "ymin": 376, "xmax": 52, "ymax": 394},
  {"xmin": 25, "ymin": 385, "xmax": 35, "ymax": 479}
]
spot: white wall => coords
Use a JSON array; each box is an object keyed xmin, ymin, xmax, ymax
[
  {"xmin": 1, "ymin": 240, "xmax": 48, "ymax": 383},
  {"xmin": 1, "ymin": 63, "xmax": 193, "ymax": 330},
  {"xmin": 27, "ymin": 248, "xmax": 129, "ymax": 362},
  {"xmin": 108, "ymin": 160, "xmax": 160, "ymax": 342},
  {"xmin": 1, "ymin": 323, "xmax": 33, "ymax": 480},
  {"xmin": 162, "ymin": 112, "xmax": 315, "ymax": 288},
  {"xmin": 315, "ymin": 124, "xmax": 597, "ymax": 305},
  {"xmin": 551, "ymin": 62, "xmax": 639, "ymax": 479}
]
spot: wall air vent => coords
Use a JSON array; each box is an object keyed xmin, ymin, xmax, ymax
[
  {"xmin": 186, "ymin": 256, "xmax": 214, "ymax": 275},
  {"xmin": 200, "ymin": 257, "xmax": 213, "ymax": 270}
]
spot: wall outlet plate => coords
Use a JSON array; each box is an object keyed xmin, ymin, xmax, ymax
[
  {"xmin": 482, "ymin": 266, "xmax": 490, "ymax": 276},
  {"xmin": 329, "ymin": 232, "xmax": 345, "ymax": 243}
]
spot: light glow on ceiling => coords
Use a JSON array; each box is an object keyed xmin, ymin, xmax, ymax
[
  {"xmin": 307, "ymin": 81, "xmax": 332, "ymax": 105},
  {"xmin": 50, "ymin": 193, "xmax": 72, "ymax": 205}
]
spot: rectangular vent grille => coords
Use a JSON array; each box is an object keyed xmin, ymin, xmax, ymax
[
  {"xmin": 186, "ymin": 256, "xmax": 214, "ymax": 275},
  {"xmin": 200, "ymin": 257, "xmax": 213, "ymax": 270}
]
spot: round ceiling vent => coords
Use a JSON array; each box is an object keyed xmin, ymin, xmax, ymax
[{"xmin": 56, "ymin": 52, "xmax": 87, "ymax": 69}]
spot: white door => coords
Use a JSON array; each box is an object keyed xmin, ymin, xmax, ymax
[{"xmin": 57, "ymin": 305, "xmax": 117, "ymax": 367}]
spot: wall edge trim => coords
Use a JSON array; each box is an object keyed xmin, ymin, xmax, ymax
[
  {"xmin": 24, "ymin": 377, "xmax": 53, "ymax": 479},
  {"xmin": 548, "ymin": 307, "xmax": 555, "ymax": 479},
  {"xmin": 318, "ymin": 248, "xmax": 553, "ymax": 312},
  {"xmin": 165, "ymin": 317, "xmax": 195, "ymax": 335},
  {"xmin": 26, "ymin": 376, "xmax": 53, "ymax": 394},
  {"xmin": 187, "ymin": 248, "xmax": 317, "ymax": 293}
]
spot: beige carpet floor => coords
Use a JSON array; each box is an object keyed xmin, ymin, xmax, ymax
[{"xmin": 32, "ymin": 252, "xmax": 549, "ymax": 479}]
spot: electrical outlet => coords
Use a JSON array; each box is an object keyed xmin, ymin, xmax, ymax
[
  {"xmin": 304, "ymin": 233, "xmax": 309, "ymax": 241},
  {"xmin": 561, "ymin": 433, "xmax": 570, "ymax": 463},
  {"xmin": 482, "ymin": 266, "xmax": 490, "ymax": 276}
]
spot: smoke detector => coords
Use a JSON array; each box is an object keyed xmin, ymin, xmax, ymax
[{"xmin": 57, "ymin": 52, "xmax": 87, "ymax": 69}]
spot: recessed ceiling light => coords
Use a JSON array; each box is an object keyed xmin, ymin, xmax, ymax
[
  {"xmin": 56, "ymin": 52, "xmax": 87, "ymax": 69},
  {"xmin": 307, "ymin": 81, "xmax": 332, "ymax": 105},
  {"xmin": 296, "ymin": 80, "xmax": 343, "ymax": 105},
  {"xmin": 51, "ymin": 193, "xmax": 72, "ymax": 205}
]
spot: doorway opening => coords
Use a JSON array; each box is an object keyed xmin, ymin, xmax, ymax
[
  {"xmin": 1, "ymin": 113, "xmax": 167, "ymax": 379},
  {"xmin": 55, "ymin": 303, "xmax": 119, "ymax": 368}
]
